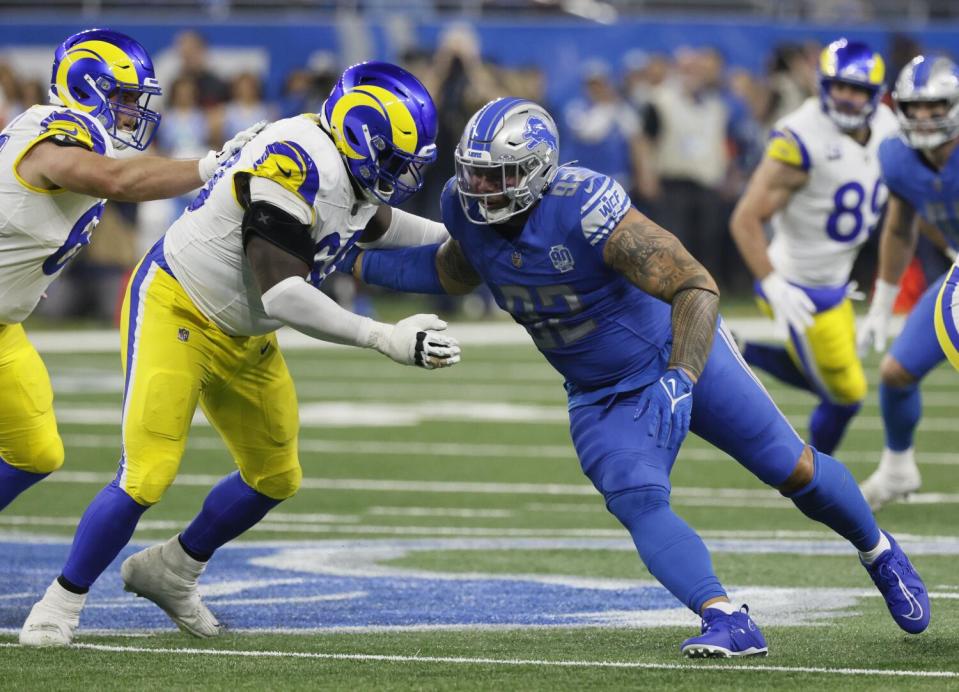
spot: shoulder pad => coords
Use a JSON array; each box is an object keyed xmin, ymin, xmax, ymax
[
  {"xmin": 38, "ymin": 110, "xmax": 107, "ymax": 155},
  {"xmin": 554, "ymin": 168, "xmax": 631, "ymax": 247},
  {"xmin": 246, "ymin": 140, "xmax": 320, "ymax": 207},
  {"xmin": 766, "ymin": 127, "xmax": 811, "ymax": 170}
]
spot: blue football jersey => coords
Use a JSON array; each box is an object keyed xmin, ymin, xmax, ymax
[
  {"xmin": 879, "ymin": 135, "xmax": 959, "ymax": 246},
  {"xmin": 441, "ymin": 166, "xmax": 672, "ymax": 407}
]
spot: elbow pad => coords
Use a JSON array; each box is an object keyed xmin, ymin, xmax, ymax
[{"xmin": 242, "ymin": 201, "xmax": 314, "ymax": 266}]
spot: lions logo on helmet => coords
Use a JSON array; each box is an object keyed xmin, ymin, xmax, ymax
[
  {"xmin": 893, "ymin": 55, "xmax": 959, "ymax": 150},
  {"xmin": 818, "ymin": 38, "xmax": 886, "ymax": 132},
  {"xmin": 49, "ymin": 27, "xmax": 162, "ymax": 151},
  {"xmin": 455, "ymin": 98, "xmax": 560, "ymax": 224},
  {"xmin": 322, "ymin": 61, "xmax": 437, "ymax": 206}
]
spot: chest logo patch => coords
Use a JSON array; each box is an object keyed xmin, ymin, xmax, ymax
[
  {"xmin": 549, "ymin": 244, "xmax": 575, "ymax": 273},
  {"xmin": 511, "ymin": 250, "xmax": 523, "ymax": 268}
]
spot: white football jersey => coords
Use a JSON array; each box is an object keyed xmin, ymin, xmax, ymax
[
  {"xmin": 0, "ymin": 105, "xmax": 113, "ymax": 324},
  {"xmin": 766, "ymin": 98, "xmax": 899, "ymax": 286},
  {"xmin": 164, "ymin": 114, "xmax": 377, "ymax": 336}
]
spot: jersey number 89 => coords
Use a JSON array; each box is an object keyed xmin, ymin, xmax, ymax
[{"xmin": 826, "ymin": 179, "xmax": 885, "ymax": 243}]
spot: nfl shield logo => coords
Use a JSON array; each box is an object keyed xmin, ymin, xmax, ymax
[
  {"xmin": 177, "ymin": 328, "xmax": 190, "ymax": 342},
  {"xmin": 549, "ymin": 244, "xmax": 575, "ymax": 273},
  {"xmin": 511, "ymin": 251, "xmax": 523, "ymax": 268}
]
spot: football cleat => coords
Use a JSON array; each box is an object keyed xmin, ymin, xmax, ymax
[
  {"xmin": 862, "ymin": 530, "xmax": 930, "ymax": 634},
  {"xmin": 680, "ymin": 604, "xmax": 768, "ymax": 658},
  {"xmin": 860, "ymin": 449, "xmax": 921, "ymax": 511},
  {"xmin": 121, "ymin": 535, "xmax": 222, "ymax": 638},
  {"xmin": 19, "ymin": 578, "xmax": 86, "ymax": 647}
]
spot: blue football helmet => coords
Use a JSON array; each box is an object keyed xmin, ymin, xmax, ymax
[
  {"xmin": 892, "ymin": 55, "xmax": 959, "ymax": 150},
  {"xmin": 49, "ymin": 28, "xmax": 162, "ymax": 151},
  {"xmin": 455, "ymin": 97, "xmax": 560, "ymax": 224},
  {"xmin": 322, "ymin": 61, "xmax": 437, "ymax": 206},
  {"xmin": 818, "ymin": 38, "xmax": 886, "ymax": 131}
]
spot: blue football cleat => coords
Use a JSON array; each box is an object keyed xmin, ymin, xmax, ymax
[
  {"xmin": 680, "ymin": 605, "xmax": 768, "ymax": 658},
  {"xmin": 862, "ymin": 530, "xmax": 930, "ymax": 634}
]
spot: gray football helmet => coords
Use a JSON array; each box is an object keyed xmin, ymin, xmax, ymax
[
  {"xmin": 893, "ymin": 55, "xmax": 959, "ymax": 150},
  {"xmin": 455, "ymin": 98, "xmax": 559, "ymax": 224}
]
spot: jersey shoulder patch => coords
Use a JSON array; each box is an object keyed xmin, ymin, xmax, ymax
[
  {"xmin": 37, "ymin": 110, "xmax": 107, "ymax": 155},
  {"xmin": 245, "ymin": 139, "xmax": 320, "ymax": 207},
  {"xmin": 547, "ymin": 167, "xmax": 631, "ymax": 248},
  {"xmin": 766, "ymin": 127, "xmax": 811, "ymax": 170}
]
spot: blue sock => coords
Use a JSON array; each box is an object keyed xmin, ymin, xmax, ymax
[
  {"xmin": 809, "ymin": 401, "xmax": 861, "ymax": 455},
  {"xmin": 61, "ymin": 481, "xmax": 149, "ymax": 590},
  {"xmin": 742, "ymin": 342, "xmax": 814, "ymax": 394},
  {"xmin": 785, "ymin": 450, "xmax": 880, "ymax": 552},
  {"xmin": 607, "ymin": 486, "xmax": 726, "ymax": 612},
  {"xmin": 179, "ymin": 471, "xmax": 282, "ymax": 561},
  {"xmin": 0, "ymin": 457, "xmax": 48, "ymax": 511},
  {"xmin": 879, "ymin": 383, "xmax": 921, "ymax": 451}
]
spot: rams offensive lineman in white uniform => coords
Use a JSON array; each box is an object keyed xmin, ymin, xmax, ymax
[
  {"xmin": 731, "ymin": 39, "xmax": 898, "ymax": 454},
  {"xmin": 20, "ymin": 61, "xmax": 459, "ymax": 646},
  {"xmin": 0, "ymin": 28, "xmax": 261, "ymax": 514}
]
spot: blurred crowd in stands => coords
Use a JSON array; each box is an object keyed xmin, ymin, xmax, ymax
[{"xmin": 0, "ymin": 27, "xmax": 931, "ymax": 322}]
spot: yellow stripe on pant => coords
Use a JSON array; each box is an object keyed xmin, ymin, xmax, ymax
[
  {"xmin": 756, "ymin": 296, "xmax": 867, "ymax": 405},
  {"xmin": 118, "ymin": 256, "xmax": 301, "ymax": 506},
  {"xmin": 0, "ymin": 323, "xmax": 64, "ymax": 473},
  {"xmin": 935, "ymin": 263, "xmax": 959, "ymax": 371}
]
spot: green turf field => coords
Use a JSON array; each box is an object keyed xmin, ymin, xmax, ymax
[{"xmin": 1, "ymin": 324, "xmax": 957, "ymax": 690}]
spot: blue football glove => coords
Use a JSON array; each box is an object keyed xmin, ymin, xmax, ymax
[
  {"xmin": 335, "ymin": 244, "xmax": 362, "ymax": 276},
  {"xmin": 634, "ymin": 367, "xmax": 695, "ymax": 450}
]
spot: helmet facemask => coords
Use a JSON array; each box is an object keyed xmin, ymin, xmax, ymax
[
  {"xmin": 820, "ymin": 78, "xmax": 883, "ymax": 131},
  {"xmin": 84, "ymin": 73, "xmax": 162, "ymax": 151},
  {"xmin": 355, "ymin": 123, "xmax": 436, "ymax": 205},
  {"xmin": 893, "ymin": 56, "xmax": 959, "ymax": 151},
  {"xmin": 455, "ymin": 152, "xmax": 545, "ymax": 224}
]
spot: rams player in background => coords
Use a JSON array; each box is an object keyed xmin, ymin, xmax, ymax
[
  {"xmin": 341, "ymin": 97, "xmax": 929, "ymax": 657},
  {"xmin": 0, "ymin": 28, "xmax": 261, "ymax": 514},
  {"xmin": 20, "ymin": 60, "xmax": 460, "ymax": 647},
  {"xmin": 729, "ymin": 39, "xmax": 897, "ymax": 455},
  {"xmin": 859, "ymin": 55, "xmax": 959, "ymax": 508}
]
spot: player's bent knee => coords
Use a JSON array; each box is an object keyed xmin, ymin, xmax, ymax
[
  {"xmin": 252, "ymin": 464, "xmax": 302, "ymax": 501},
  {"xmin": 778, "ymin": 446, "xmax": 815, "ymax": 494},
  {"xmin": 879, "ymin": 355, "xmax": 915, "ymax": 388},
  {"xmin": 126, "ymin": 465, "xmax": 179, "ymax": 506},
  {"xmin": 606, "ymin": 485, "xmax": 671, "ymax": 526},
  {"xmin": 29, "ymin": 435, "xmax": 65, "ymax": 474}
]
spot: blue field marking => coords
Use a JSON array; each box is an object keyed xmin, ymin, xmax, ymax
[{"xmin": 3, "ymin": 536, "xmax": 952, "ymax": 634}]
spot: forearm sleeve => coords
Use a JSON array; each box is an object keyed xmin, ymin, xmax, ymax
[
  {"xmin": 260, "ymin": 276, "xmax": 378, "ymax": 347},
  {"xmin": 360, "ymin": 244, "xmax": 447, "ymax": 294},
  {"xmin": 364, "ymin": 208, "xmax": 449, "ymax": 248}
]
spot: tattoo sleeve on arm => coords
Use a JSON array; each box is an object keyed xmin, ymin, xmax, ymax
[
  {"xmin": 669, "ymin": 287, "xmax": 720, "ymax": 379},
  {"xmin": 603, "ymin": 209, "xmax": 720, "ymax": 380},
  {"xmin": 435, "ymin": 239, "xmax": 483, "ymax": 294}
]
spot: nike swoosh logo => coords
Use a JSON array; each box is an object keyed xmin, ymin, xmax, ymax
[
  {"xmin": 276, "ymin": 164, "xmax": 292, "ymax": 178},
  {"xmin": 894, "ymin": 570, "xmax": 925, "ymax": 620},
  {"xmin": 57, "ymin": 127, "xmax": 80, "ymax": 137}
]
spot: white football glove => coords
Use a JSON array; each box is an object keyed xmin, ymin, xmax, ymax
[
  {"xmin": 857, "ymin": 279, "xmax": 899, "ymax": 356},
  {"xmin": 368, "ymin": 314, "xmax": 461, "ymax": 369},
  {"xmin": 760, "ymin": 272, "xmax": 815, "ymax": 333},
  {"xmin": 198, "ymin": 120, "xmax": 269, "ymax": 182}
]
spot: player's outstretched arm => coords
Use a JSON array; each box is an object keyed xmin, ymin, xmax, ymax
[
  {"xmin": 344, "ymin": 237, "xmax": 482, "ymax": 297},
  {"xmin": 603, "ymin": 207, "xmax": 719, "ymax": 381},
  {"xmin": 18, "ymin": 121, "xmax": 265, "ymax": 202},
  {"xmin": 244, "ymin": 206, "xmax": 459, "ymax": 369},
  {"xmin": 857, "ymin": 193, "xmax": 918, "ymax": 355},
  {"xmin": 729, "ymin": 155, "xmax": 807, "ymax": 281}
]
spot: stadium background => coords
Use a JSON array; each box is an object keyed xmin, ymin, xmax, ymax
[{"xmin": 2, "ymin": 3, "xmax": 959, "ymax": 689}]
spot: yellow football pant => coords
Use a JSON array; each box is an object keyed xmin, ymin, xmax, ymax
[
  {"xmin": 118, "ymin": 257, "xmax": 301, "ymax": 506},
  {"xmin": 0, "ymin": 323, "xmax": 64, "ymax": 474}
]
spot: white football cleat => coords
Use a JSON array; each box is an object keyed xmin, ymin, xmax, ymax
[
  {"xmin": 19, "ymin": 579, "xmax": 86, "ymax": 647},
  {"xmin": 860, "ymin": 448, "xmax": 921, "ymax": 512},
  {"xmin": 121, "ymin": 535, "xmax": 222, "ymax": 638}
]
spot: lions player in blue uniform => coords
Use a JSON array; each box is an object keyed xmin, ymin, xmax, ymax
[
  {"xmin": 342, "ymin": 98, "xmax": 930, "ymax": 657},
  {"xmin": 858, "ymin": 55, "xmax": 959, "ymax": 510}
]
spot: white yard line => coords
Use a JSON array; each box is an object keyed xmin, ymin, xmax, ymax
[{"xmin": 0, "ymin": 641, "xmax": 953, "ymax": 679}]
